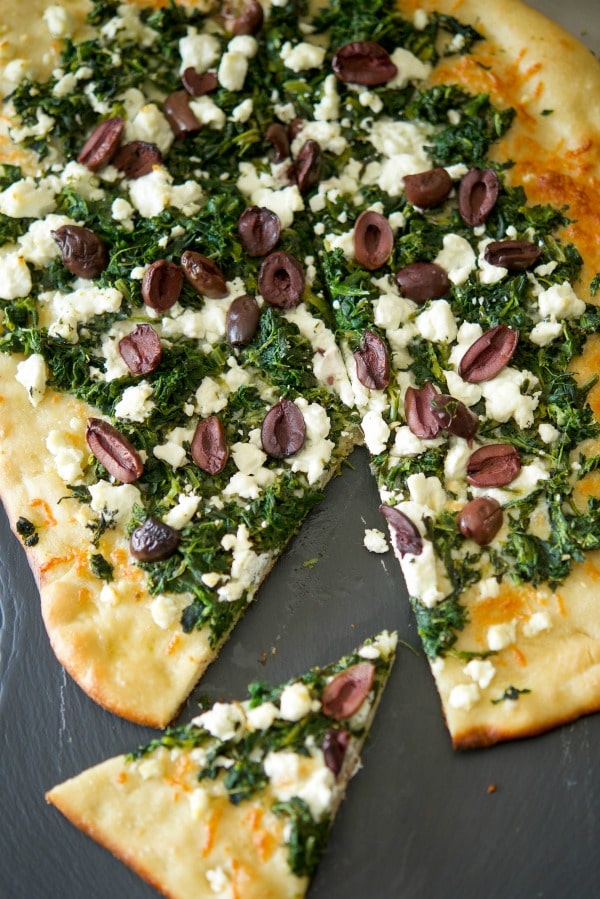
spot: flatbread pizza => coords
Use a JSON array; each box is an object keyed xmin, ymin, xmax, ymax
[
  {"xmin": 47, "ymin": 631, "xmax": 397, "ymax": 899},
  {"xmin": 0, "ymin": 0, "xmax": 599, "ymax": 753}
]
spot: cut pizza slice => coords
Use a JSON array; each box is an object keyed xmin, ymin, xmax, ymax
[
  {"xmin": 309, "ymin": 1, "xmax": 600, "ymax": 746},
  {"xmin": 0, "ymin": 1, "xmax": 366, "ymax": 726},
  {"xmin": 46, "ymin": 630, "xmax": 397, "ymax": 899}
]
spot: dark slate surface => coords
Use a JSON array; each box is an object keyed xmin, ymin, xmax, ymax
[{"xmin": 1, "ymin": 3, "xmax": 599, "ymax": 897}]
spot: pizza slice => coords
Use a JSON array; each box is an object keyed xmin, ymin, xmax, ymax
[
  {"xmin": 46, "ymin": 630, "xmax": 397, "ymax": 899},
  {"xmin": 307, "ymin": 0, "xmax": 600, "ymax": 746},
  {"xmin": 0, "ymin": 0, "xmax": 362, "ymax": 726}
]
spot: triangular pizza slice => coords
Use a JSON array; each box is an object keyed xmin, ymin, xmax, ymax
[
  {"xmin": 46, "ymin": 630, "xmax": 397, "ymax": 898},
  {"xmin": 309, "ymin": 2, "xmax": 600, "ymax": 745},
  {"xmin": 0, "ymin": 0, "xmax": 363, "ymax": 726}
]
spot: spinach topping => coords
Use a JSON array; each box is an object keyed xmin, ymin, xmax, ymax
[
  {"xmin": 491, "ymin": 686, "xmax": 531, "ymax": 704},
  {"xmin": 89, "ymin": 552, "xmax": 114, "ymax": 582},
  {"xmin": 16, "ymin": 516, "xmax": 39, "ymax": 547}
]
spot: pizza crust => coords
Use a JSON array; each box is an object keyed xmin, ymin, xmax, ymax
[{"xmin": 47, "ymin": 755, "xmax": 308, "ymax": 899}]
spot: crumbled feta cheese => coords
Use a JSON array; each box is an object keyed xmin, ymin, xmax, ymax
[
  {"xmin": 464, "ymin": 659, "xmax": 496, "ymax": 689},
  {"xmin": 164, "ymin": 494, "xmax": 200, "ymax": 530},
  {"xmin": 236, "ymin": 161, "xmax": 304, "ymax": 229},
  {"xmin": 434, "ymin": 234, "xmax": 476, "ymax": 285},
  {"xmin": 406, "ymin": 473, "xmax": 446, "ymax": 514},
  {"xmin": 280, "ymin": 40, "xmax": 326, "ymax": 72},
  {"xmin": 179, "ymin": 29, "xmax": 220, "ymax": 74},
  {"xmin": 529, "ymin": 321, "xmax": 563, "ymax": 346},
  {"xmin": 15, "ymin": 354, "xmax": 47, "ymax": 407},
  {"xmin": 279, "ymin": 682, "xmax": 320, "ymax": 721},
  {"xmin": 206, "ymin": 866, "xmax": 230, "ymax": 894},
  {"xmin": 487, "ymin": 620, "xmax": 517, "ymax": 651},
  {"xmin": 538, "ymin": 422, "xmax": 560, "ymax": 444},
  {"xmin": 217, "ymin": 524, "xmax": 270, "ymax": 603},
  {"xmin": 225, "ymin": 437, "xmax": 275, "ymax": 499},
  {"xmin": 291, "ymin": 120, "xmax": 348, "ymax": 157},
  {"xmin": 522, "ymin": 611, "xmax": 552, "ymax": 637},
  {"xmin": 114, "ymin": 381, "xmax": 155, "ymax": 422},
  {"xmin": 0, "ymin": 250, "xmax": 32, "ymax": 300},
  {"xmin": 195, "ymin": 376, "xmax": 229, "ymax": 417},
  {"xmin": 478, "ymin": 577, "xmax": 501, "ymax": 599},
  {"xmin": 264, "ymin": 750, "xmax": 334, "ymax": 820},
  {"xmin": 124, "ymin": 103, "xmax": 174, "ymax": 155},
  {"xmin": 325, "ymin": 229, "xmax": 354, "ymax": 259},
  {"xmin": 88, "ymin": 480, "xmax": 141, "ymax": 526},
  {"xmin": 230, "ymin": 98, "xmax": 254, "ymax": 123},
  {"xmin": 387, "ymin": 47, "xmax": 431, "ymax": 89},
  {"xmin": 218, "ymin": 51, "xmax": 248, "ymax": 91},
  {"xmin": 0, "ymin": 177, "xmax": 56, "ymax": 219},
  {"xmin": 150, "ymin": 594, "xmax": 189, "ymax": 630},
  {"xmin": 364, "ymin": 528, "xmax": 388, "ymax": 554},
  {"xmin": 415, "ymin": 299, "xmax": 457, "ymax": 343},
  {"xmin": 314, "ymin": 74, "xmax": 340, "ymax": 121},
  {"xmin": 18, "ymin": 214, "xmax": 76, "ymax": 266},
  {"xmin": 193, "ymin": 702, "xmax": 245, "ymax": 741},
  {"xmin": 448, "ymin": 683, "xmax": 480, "ymax": 711},
  {"xmin": 128, "ymin": 167, "xmax": 203, "ymax": 218},
  {"xmin": 46, "ymin": 429, "xmax": 85, "ymax": 482},
  {"xmin": 480, "ymin": 367, "xmax": 540, "ymax": 429},
  {"xmin": 246, "ymin": 702, "xmax": 279, "ymax": 732},
  {"xmin": 361, "ymin": 409, "xmax": 390, "ymax": 455},
  {"xmin": 443, "ymin": 369, "xmax": 482, "ymax": 407},
  {"xmin": 189, "ymin": 95, "xmax": 226, "ymax": 130},
  {"xmin": 537, "ymin": 281, "xmax": 585, "ymax": 321}
]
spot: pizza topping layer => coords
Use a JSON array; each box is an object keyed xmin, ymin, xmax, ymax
[{"xmin": 2, "ymin": 0, "xmax": 600, "ymax": 726}]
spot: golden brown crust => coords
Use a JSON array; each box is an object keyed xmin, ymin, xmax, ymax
[{"xmin": 46, "ymin": 755, "xmax": 308, "ymax": 899}]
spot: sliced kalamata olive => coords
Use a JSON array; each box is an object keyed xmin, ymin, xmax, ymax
[
  {"xmin": 466, "ymin": 444, "xmax": 521, "ymax": 488},
  {"xmin": 322, "ymin": 729, "xmax": 350, "ymax": 777},
  {"xmin": 458, "ymin": 168, "xmax": 499, "ymax": 226},
  {"xmin": 191, "ymin": 416, "xmax": 229, "ymax": 475},
  {"xmin": 118, "ymin": 324, "xmax": 162, "ymax": 375},
  {"xmin": 322, "ymin": 662, "xmax": 376, "ymax": 720},
  {"xmin": 403, "ymin": 168, "xmax": 453, "ymax": 209},
  {"xmin": 86, "ymin": 418, "xmax": 144, "ymax": 484},
  {"xmin": 404, "ymin": 382, "xmax": 442, "ymax": 439},
  {"xmin": 484, "ymin": 239, "xmax": 542, "ymax": 272},
  {"xmin": 141, "ymin": 260, "xmax": 184, "ymax": 311},
  {"xmin": 258, "ymin": 251, "xmax": 305, "ymax": 308},
  {"xmin": 379, "ymin": 505, "xmax": 423, "ymax": 556},
  {"xmin": 353, "ymin": 210, "xmax": 394, "ymax": 271},
  {"xmin": 130, "ymin": 516, "xmax": 181, "ymax": 562},
  {"xmin": 113, "ymin": 141, "xmax": 162, "ymax": 178},
  {"xmin": 226, "ymin": 294, "xmax": 260, "ymax": 346},
  {"xmin": 431, "ymin": 394, "xmax": 479, "ymax": 441},
  {"xmin": 182, "ymin": 67, "xmax": 218, "ymax": 97},
  {"xmin": 332, "ymin": 41, "xmax": 397, "ymax": 86},
  {"xmin": 163, "ymin": 90, "xmax": 201, "ymax": 139},
  {"xmin": 181, "ymin": 251, "xmax": 229, "ymax": 298},
  {"xmin": 77, "ymin": 117, "xmax": 124, "ymax": 171},
  {"xmin": 52, "ymin": 225, "xmax": 108, "ymax": 279},
  {"xmin": 261, "ymin": 399, "xmax": 306, "ymax": 458},
  {"xmin": 266, "ymin": 122, "xmax": 290, "ymax": 162},
  {"xmin": 288, "ymin": 117, "xmax": 304, "ymax": 141},
  {"xmin": 238, "ymin": 206, "xmax": 281, "ymax": 257},
  {"xmin": 222, "ymin": 0, "xmax": 264, "ymax": 35},
  {"xmin": 458, "ymin": 324, "xmax": 519, "ymax": 383},
  {"xmin": 458, "ymin": 497, "xmax": 503, "ymax": 546},
  {"xmin": 291, "ymin": 139, "xmax": 323, "ymax": 193},
  {"xmin": 395, "ymin": 262, "xmax": 451, "ymax": 304},
  {"xmin": 354, "ymin": 330, "xmax": 390, "ymax": 390}
]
